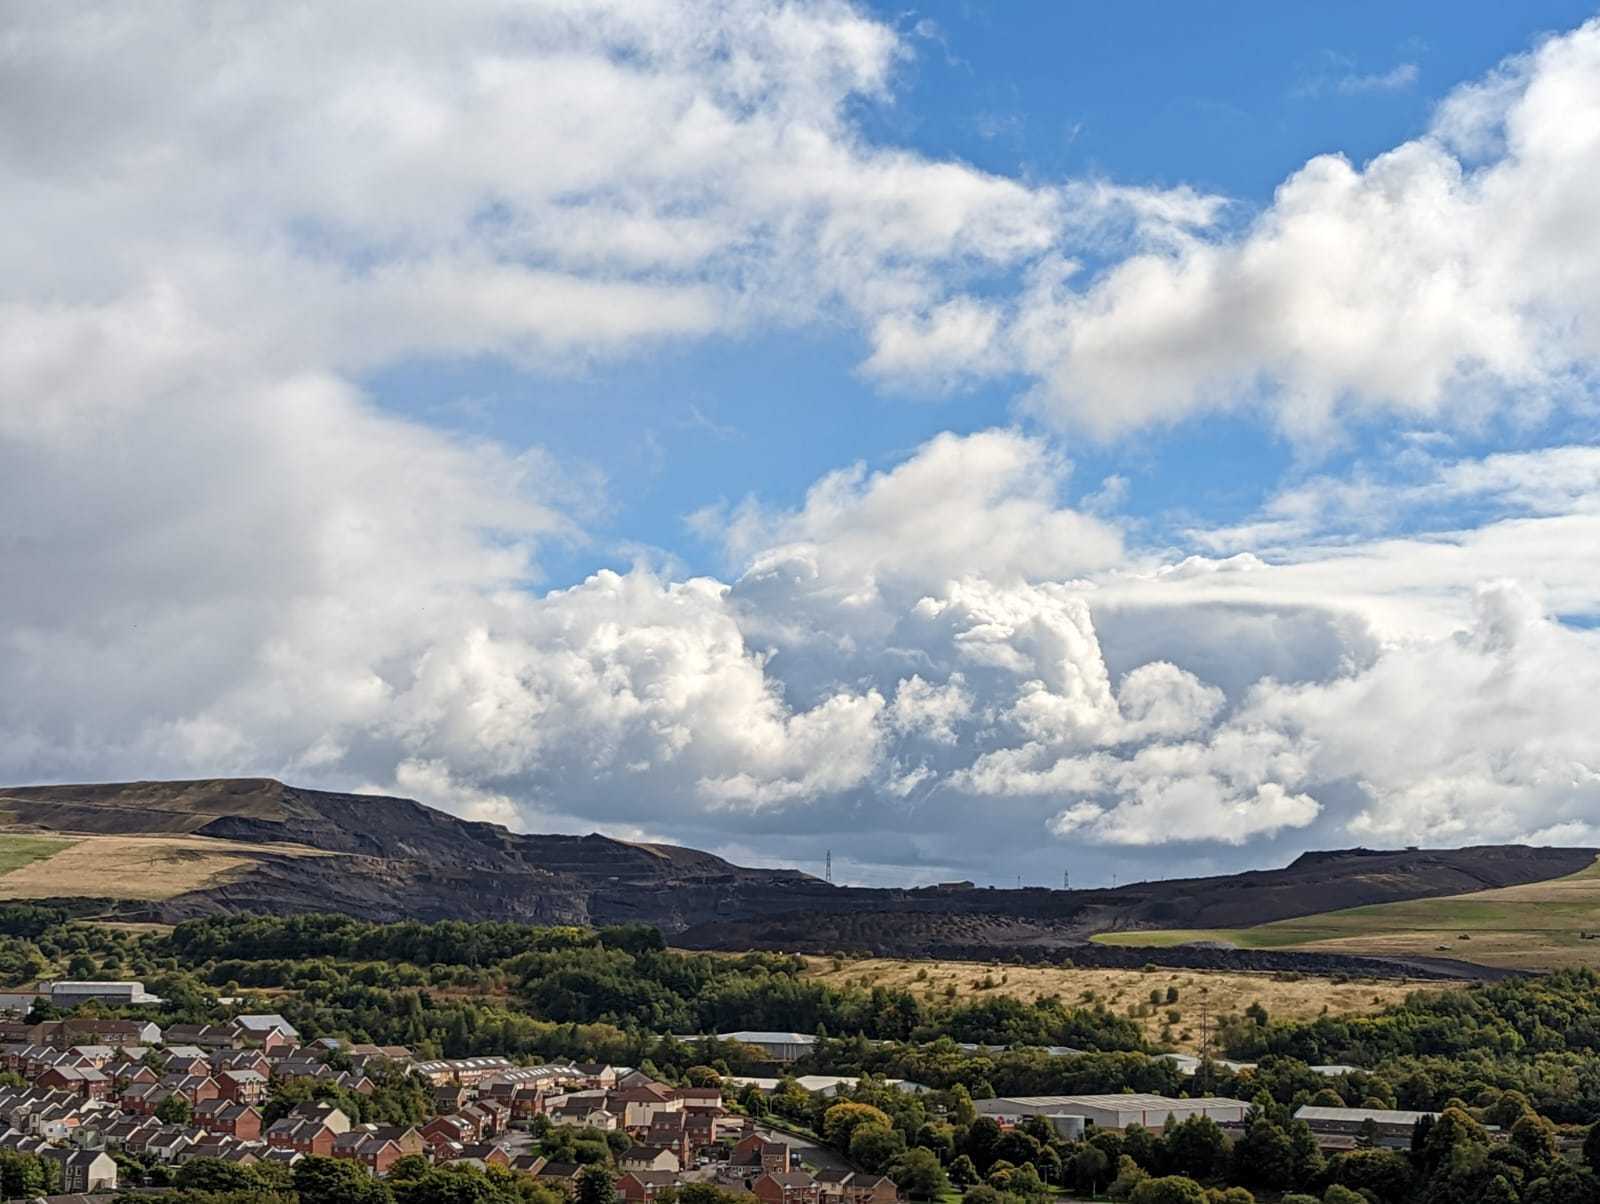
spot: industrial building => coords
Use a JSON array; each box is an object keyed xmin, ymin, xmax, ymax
[
  {"xmin": 47, "ymin": 981, "xmax": 164, "ymax": 1007},
  {"xmin": 1293, "ymin": 1105, "xmax": 1440, "ymax": 1150},
  {"xmin": 715, "ymin": 1032, "xmax": 817, "ymax": 1063},
  {"xmin": 975, "ymin": 1094, "xmax": 1250, "ymax": 1132}
]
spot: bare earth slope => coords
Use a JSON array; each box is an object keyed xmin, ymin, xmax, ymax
[{"xmin": 0, "ymin": 779, "xmax": 1589, "ymax": 977}]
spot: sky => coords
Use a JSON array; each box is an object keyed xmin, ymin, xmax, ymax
[{"xmin": 4, "ymin": 2, "xmax": 1600, "ymax": 888}]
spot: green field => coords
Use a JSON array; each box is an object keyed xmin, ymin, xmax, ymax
[
  {"xmin": 1092, "ymin": 855, "xmax": 1600, "ymax": 970},
  {"xmin": 0, "ymin": 833, "xmax": 75, "ymax": 877}
]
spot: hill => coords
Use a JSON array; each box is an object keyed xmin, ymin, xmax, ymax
[
  {"xmin": 0, "ymin": 778, "xmax": 1590, "ymax": 976},
  {"xmin": 1093, "ymin": 852, "xmax": 1600, "ymax": 970}
]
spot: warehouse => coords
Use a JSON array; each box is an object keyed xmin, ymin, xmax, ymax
[
  {"xmin": 975, "ymin": 1094, "xmax": 1249, "ymax": 1132},
  {"xmin": 1293, "ymin": 1105, "xmax": 1441, "ymax": 1150}
]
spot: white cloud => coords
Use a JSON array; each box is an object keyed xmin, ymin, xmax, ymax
[
  {"xmin": 859, "ymin": 19, "xmax": 1600, "ymax": 439},
  {"xmin": 8, "ymin": 5, "xmax": 1600, "ymax": 884},
  {"xmin": 1336, "ymin": 62, "xmax": 1420, "ymax": 95}
]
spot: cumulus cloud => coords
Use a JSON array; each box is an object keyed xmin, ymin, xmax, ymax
[
  {"xmin": 8, "ymin": 3, "xmax": 1600, "ymax": 884},
  {"xmin": 860, "ymin": 19, "xmax": 1600, "ymax": 438}
]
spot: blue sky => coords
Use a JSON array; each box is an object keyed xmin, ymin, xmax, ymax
[
  {"xmin": 370, "ymin": 1, "xmax": 1600, "ymax": 591},
  {"xmin": 6, "ymin": 2, "xmax": 1600, "ymax": 886}
]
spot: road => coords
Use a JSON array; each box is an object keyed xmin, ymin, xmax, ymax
[{"xmin": 753, "ymin": 1123, "xmax": 853, "ymax": 1174}]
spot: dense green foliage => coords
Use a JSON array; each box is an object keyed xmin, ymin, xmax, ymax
[{"xmin": 14, "ymin": 912, "xmax": 1600, "ymax": 1204}]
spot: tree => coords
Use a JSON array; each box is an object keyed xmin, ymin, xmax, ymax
[
  {"xmin": 155, "ymin": 1093, "xmax": 193, "ymax": 1125},
  {"xmin": 1324, "ymin": 1149, "xmax": 1413, "ymax": 1204},
  {"xmin": 891, "ymin": 1148, "xmax": 950, "ymax": 1201},
  {"xmin": 176, "ymin": 1157, "xmax": 261, "ymax": 1193},
  {"xmin": 849, "ymin": 1123, "xmax": 906, "ymax": 1173},
  {"xmin": 1232, "ymin": 1120, "xmax": 1295, "ymax": 1190},
  {"xmin": 576, "ymin": 1166, "xmax": 617, "ymax": 1204},
  {"xmin": 1131, "ymin": 1175, "xmax": 1210, "ymax": 1204},
  {"xmin": 1110, "ymin": 1155, "xmax": 1149, "ymax": 1200},
  {"xmin": 295, "ymin": 1154, "xmax": 393, "ymax": 1204},
  {"xmin": 961, "ymin": 1117, "xmax": 1003, "ymax": 1171},
  {"xmin": 392, "ymin": 1164, "xmax": 507, "ymax": 1204},
  {"xmin": 1071, "ymin": 1144, "xmax": 1110, "ymax": 1194},
  {"xmin": 1512, "ymin": 1113, "xmax": 1559, "ymax": 1163},
  {"xmin": 1163, "ymin": 1115, "xmax": 1227, "ymax": 1181},
  {"xmin": 1585, "ymin": 1123, "xmax": 1600, "ymax": 1176},
  {"xmin": 1322, "ymin": 1187, "xmax": 1364, "ymax": 1204},
  {"xmin": 0, "ymin": 1151, "xmax": 55, "ymax": 1200},
  {"xmin": 823, "ymin": 1102, "xmax": 894, "ymax": 1153},
  {"xmin": 948, "ymin": 1155, "xmax": 979, "ymax": 1189}
]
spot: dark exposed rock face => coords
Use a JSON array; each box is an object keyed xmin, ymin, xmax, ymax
[{"xmin": 0, "ymin": 779, "xmax": 1590, "ymax": 978}]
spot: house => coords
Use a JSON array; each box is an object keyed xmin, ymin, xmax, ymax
[
  {"xmin": 162, "ymin": 1052, "xmax": 215, "ymax": 1077},
  {"xmin": 684, "ymin": 1106, "xmax": 730, "ymax": 1151},
  {"xmin": 163, "ymin": 1023, "xmax": 243, "ymax": 1051},
  {"xmin": 646, "ymin": 1110, "xmax": 692, "ymax": 1163},
  {"xmin": 817, "ymin": 1171, "xmax": 899, "ymax": 1204},
  {"xmin": 753, "ymin": 1171, "xmax": 822, "ymax": 1204},
  {"xmin": 549, "ymin": 1100, "xmax": 618, "ymax": 1130},
  {"xmin": 450, "ymin": 1142, "xmax": 511, "ymax": 1169},
  {"xmin": 333, "ymin": 1128, "xmax": 413, "ymax": 1176},
  {"xmin": 196, "ymin": 1101, "xmax": 263, "ymax": 1141},
  {"xmin": 287, "ymin": 1102, "xmax": 351, "ymax": 1132},
  {"xmin": 213, "ymin": 1050, "xmax": 273, "ymax": 1077},
  {"xmin": 570, "ymin": 1063, "xmax": 619, "ymax": 1089},
  {"xmin": 421, "ymin": 1114, "xmax": 477, "ymax": 1151},
  {"xmin": 61, "ymin": 1017, "xmax": 162, "ymax": 1047},
  {"xmin": 163, "ymin": 1073, "xmax": 222, "ymax": 1105},
  {"xmin": 0, "ymin": 1021, "xmax": 57, "ymax": 1045},
  {"xmin": 614, "ymin": 1083, "xmax": 682, "ymax": 1131},
  {"xmin": 267, "ymin": 1118, "xmax": 338, "ymax": 1157},
  {"xmin": 217, "ymin": 1068, "xmax": 268, "ymax": 1104},
  {"xmin": 618, "ymin": 1170, "xmax": 680, "ymax": 1204},
  {"xmin": 110, "ymin": 1061, "xmax": 159, "ymax": 1090},
  {"xmin": 36, "ymin": 1065, "xmax": 110, "ymax": 1100},
  {"xmin": 40, "ymin": 1146, "xmax": 118, "ymax": 1193},
  {"xmin": 233, "ymin": 1014, "xmax": 300, "ymax": 1043},
  {"xmin": 731, "ymin": 1134, "xmax": 791, "ymax": 1173},
  {"xmin": 620, "ymin": 1145, "xmax": 682, "ymax": 1173},
  {"xmin": 536, "ymin": 1161, "xmax": 586, "ymax": 1191},
  {"xmin": 144, "ymin": 1125, "xmax": 196, "ymax": 1162},
  {"xmin": 434, "ymin": 1084, "xmax": 471, "ymax": 1112},
  {"xmin": 673, "ymin": 1086, "xmax": 723, "ymax": 1109},
  {"xmin": 103, "ymin": 1116, "xmax": 160, "ymax": 1149}
]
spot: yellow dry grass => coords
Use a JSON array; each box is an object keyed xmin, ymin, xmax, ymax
[
  {"xmin": 799, "ymin": 955, "xmax": 1442, "ymax": 1053},
  {"xmin": 0, "ymin": 831, "xmax": 328, "ymax": 901}
]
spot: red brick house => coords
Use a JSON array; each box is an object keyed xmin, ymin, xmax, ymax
[
  {"xmin": 618, "ymin": 1170, "xmax": 679, "ymax": 1204},
  {"xmin": 267, "ymin": 1119, "xmax": 337, "ymax": 1157},
  {"xmin": 196, "ymin": 1102, "xmax": 263, "ymax": 1142},
  {"xmin": 732, "ymin": 1134, "xmax": 791, "ymax": 1173},
  {"xmin": 753, "ymin": 1172, "xmax": 822, "ymax": 1204},
  {"xmin": 217, "ymin": 1068, "xmax": 268, "ymax": 1104}
]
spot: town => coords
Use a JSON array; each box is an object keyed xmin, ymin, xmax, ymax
[{"xmin": 0, "ymin": 978, "xmax": 1535, "ymax": 1204}]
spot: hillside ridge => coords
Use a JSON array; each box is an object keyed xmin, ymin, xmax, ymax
[{"xmin": 0, "ymin": 779, "xmax": 1590, "ymax": 977}]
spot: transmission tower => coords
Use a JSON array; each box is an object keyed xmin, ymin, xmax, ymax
[
  {"xmin": 1062, "ymin": 869, "xmax": 1070, "ymax": 890},
  {"xmin": 825, "ymin": 850, "xmax": 833, "ymax": 884}
]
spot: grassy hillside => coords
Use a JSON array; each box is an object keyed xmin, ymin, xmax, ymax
[
  {"xmin": 799, "ymin": 954, "xmax": 1439, "ymax": 1053},
  {"xmin": 1094, "ymin": 853, "xmax": 1600, "ymax": 970},
  {"xmin": 0, "ymin": 829, "xmax": 330, "ymax": 904},
  {"xmin": 0, "ymin": 833, "xmax": 76, "ymax": 876}
]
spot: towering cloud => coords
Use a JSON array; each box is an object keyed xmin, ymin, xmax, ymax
[{"xmin": 4, "ymin": 5, "xmax": 1600, "ymax": 883}]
